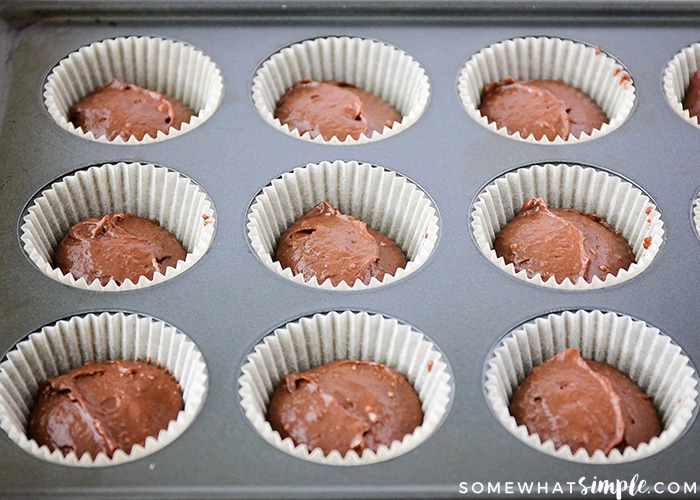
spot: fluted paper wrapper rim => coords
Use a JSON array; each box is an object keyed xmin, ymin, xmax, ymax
[
  {"xmin": 470, "ymin": 163, "xmax": 664, "ymax": 290},
  {"xmin": 238, "ymin": 310, "xmax": 453, "ymax": 465},
  {"xmin": 251, "ymin": 36, "xmax": 430, "ymax": 145},
  {"xmin": 484, "ymin": 309, "xmax": 698, "ymax": 464},
  {"xmin": 247, "ymin": 160, "xmax": 439, "ymax": 290},
  {"xmin": 20, "ymin": 162, "xmax": 216, "ymax": 291},
  {"xmin": 457, "ymin": 36, "xmax": 635, "ymax": 144},
  {"xmin": 0, "ymin": 311, "xmax": 208, "ymax": 467},
  {"xmin": 693, "ymin": 190, "xmax": 700, "ymax": 240},
  {"xmin": 663, "ymin": 42, "xmax": 700, "ymax": 128},
  {"xmin": 44, "ymin": 36, "xmax": 224, "ymax": 145}
]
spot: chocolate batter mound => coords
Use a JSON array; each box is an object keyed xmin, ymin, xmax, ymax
[
  {"xmin": 55, "ymin": 212, "xmax": 187, "ymax": 286},
  {"xmin": 479, "ymin": 77, "xmax": 608, "ymax": 140},
  {"xmin": 267, "ymin": 359, "xmax": 423, "ymax": 456},
  {"xmin": 494, "ymin": 198, "xmax": 635, "ymax": 284},
  {"xmin": 274, "ymin": 78, "xmax": 401, "ymax": 141},
  {"xmin": 683, "ymin": 70, "xmax": 700, "ymax": 119},
  {"xmin": 275, "ymin": 201, "xmax": 407, "ymax": 286},
  {"xmin": 70, "ymin": 78, "xmax": 195, "ymax": 141},
  {"xmin": 28, "ymin": 360, "xmax": 183, "ymax": 459},
  {"xmin": 509, "ymin": 348, "xmax": 661, "ymax": 456},
  {"xmin": 586, "ymin": 359, "xmax": 662, "ymax": 451}
]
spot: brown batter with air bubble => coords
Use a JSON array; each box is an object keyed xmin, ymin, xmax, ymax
[
  {"xmin": 274, "ymin": 78, "xmax": 402, "ymax": 141},
  {"xmin": 509, "ymin": 348, "xmax": 661, "ymax": 456},
  {"xmin": 28, "ymin": 360, "xmax": 183, "ymax": 459},
  {"xmin": 54, "ymin": 212, "xmax": 187, "ymax": 286},
  {"xmin": 479, "ymin": 77, "xmax": 608, "ymax": 140},
  {"xmin": 267, "ymin": 359, "xmax": 423, "ymax": 457},
  {"xmin": 494, "ymin": 198, "xmax": 635, "ymax": 284},
  {"xmin": 70, "ymin": 78, "xmax": 195, "ymax": 141},
  {"xmin": 274, "ymin": 201, "xmax": 407, "ymax": 286}
]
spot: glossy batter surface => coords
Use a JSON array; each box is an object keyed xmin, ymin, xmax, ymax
[
  {"xmin": 586, "ymin": 359, "xmax": 662, "ymax": 451},
  {"xmin": 274, "ymin": 201, "xmax": 407, "ymax": 286},
  {"xmin": 494, "ymin": 198, "xmax": 635, "ymax": 284},
  {"xmin": 509, "ymin": 348, "xmax": 625, "ymax": 455},
  {"xmin": 28, "ymin": 360, "xmax": 183, "ymax": 459},
  {"xmin": 274, "ymin": 78, "xmax": 401, "ymax": 141},
  {"xmin": 70, "ymin": 78, "xmax": 195, "ymax": 141},
  {"xmin": 479, "ymin": 77, "xmax": 608, "ymax": 140},
  {"xmin": 267, "ymin": 359, "xmax": 423, "ymax": 456},
  {"xmin": 509, "ymin": 348, "xmax": 661, "ymax": 456},
  {"xmin": 683, "ymin": 70, "xmax": 700, "ymax": 119},
  {"xmin": 55, "ymin": 212, "xmax": 187, "ymax": 286}
]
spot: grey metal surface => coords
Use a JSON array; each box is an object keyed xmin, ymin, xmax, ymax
[{"xmin": 0, "ymin": 4, "xmax": 698, "ymax": 499}]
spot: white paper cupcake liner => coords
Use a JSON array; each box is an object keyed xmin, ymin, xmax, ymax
[
  {"xmin": 693, "ymin": 190, "xmax": 700, "ymax": 240},
  {"xmin": 484, "ymin": 309, "xmax": 698, "ymax": 464},
  {"xmin": 20, "ymin": 161, "xmax": 216, "ymax": 291},
  {"xmin": 457, "ymin": 36, "xmax": 635, "ymax": 144},
  {"xmin": 470, "ymin": 163, "xmax": 664, "ymax": 289},
  {"xmin": 44, "ymin": 36, "xmax": 224, "ymax": 145},
  {"xmin": 238, "ymin": 310, "xmax": 453, "ymax": 466},
  {"xmin": 251, "ymin": 36, "xmax": 430, "ymax": 145},
  {"xmin": 0, "ymin": 311, "xmax": 208, "ymax": 467},
  {"xmin": 246, "ymin": 160, "xmax": 439, "ymax": 290},
  {"xmin": 663, "ymin": 42, "xmax": 700, "ymax": 129}
]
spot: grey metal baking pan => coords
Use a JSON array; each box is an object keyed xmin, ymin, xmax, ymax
[{"xmin": 0, "ymin": 1, "xmax": 698, "ymax": 498}]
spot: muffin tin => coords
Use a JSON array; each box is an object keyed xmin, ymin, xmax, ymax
[{"xmin": 1, "ymin": 1, "xmax": 699, "ymax": 498}]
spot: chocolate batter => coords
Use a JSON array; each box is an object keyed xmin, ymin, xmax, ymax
[
  {"xmin": 275, "ymin": 201, "xmax": 407, "ymax": 286},
  {"xmin": 28, "ymin": 360, "xmax": 183, "ymax": 459},
  {"xmin": 682, "ymin": 70, "xmax": 700, "ymax": 119},
  {"xmin": 494, "ymin": 198, "xmax": 635, "ymax": 284},
  {"xmin": 509, "ymin": 348, "xmax": 661, "ymax": 455},
  {"xmin": 274, "ymin": 78, "xmax": 401, "ymax": 141},
  {"xmin": 586, "ymin": 359, "xmax": 661, "ymax": 451},
  {"xmin": 267, "ymin": 359, "xmax": 423, "ymax": 456},
  {"xmin": 54, "ymin": 212, "xmax": 187, "ymax": 286},
  {"xmin": 70, "ymin": 78, "xmax": 195, "ymax": 141},
  {"xmin": 479, "ymin": 77, "xmax": 608, "ymax": 140}
]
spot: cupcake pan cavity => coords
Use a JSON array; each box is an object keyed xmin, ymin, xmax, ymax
[
  {"xmin": 663, "ymin": 42, "xmax": 700, "ymax": 129},
  {"xmin": 0, "ymin": 312, "xmax": 208, "ymax": 467},
  {"xmin": 20, "ymin": 162, "xmax": 216, "ymax": 291},
  {"xmin": 484, "ymin": 309, "xmax": 698, "ymax": 464},
  {"xmin": 44, "ymin": 36, "xmax": 224, "ymax": 144},
  {"xmin": 1, "ymin": 2, "xmax": 700, "ymax": 497},
  {"xmin": 251, "ymin": 36, "xmax": 430, "ymax": 145},
  {"xmin": 471, "ymin": 163, "xmax": 664, "ymax": 290},
  {"xmin": 247, "ymin": 160, "xmax": 439, "ymax": 290},
  {"xmin": 457, "ymin": 36, "xmax": 636, "ymax": 144},
  {"xmin": 239, "ymin": 310, "xmax": 452, "ymax": 465}
]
